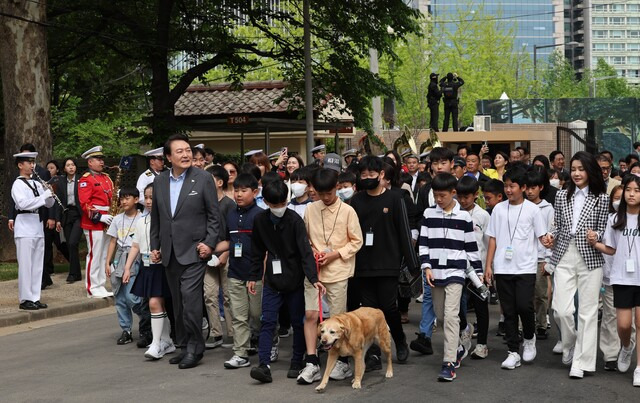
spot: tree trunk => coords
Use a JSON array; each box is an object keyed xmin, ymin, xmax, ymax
[{"xmin": 0, "ymin": 0, "xmax": 52, "ymax": 260}]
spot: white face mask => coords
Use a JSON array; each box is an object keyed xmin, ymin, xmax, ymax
[
  {"xmin": 613, "ymin": 200, "xmax": 621, "ymax": 211},
  {"xmin": 291, "ymin": 183, "xmax": 307, "ymax": 198},
  {"xmin": 550, "ymin": 178, "xmax": 561, "ymax": 189},
  {"xmin": 269, "ymin": 206, "xmax": 287, "ymax": 218},
  {"xmin": 337, "ymin": 187, "xmax": 355, "ymax": 201}
]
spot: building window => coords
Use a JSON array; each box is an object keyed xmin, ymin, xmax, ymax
[
  {"xmin": 611, "ymin": 30, "xmax": 624, "ymax": 38},
  {"xmin": 612, "ymin": 56, "xmax": 625, "ymax": 65},
  {"xmin": 611, "ymin": 43, "xmax": 625, "ymax": 51},
  {"xmin": 629, "ymin": 43, "xmax": 640, "ymax": 51},
  {"xmin": 611, "ymin": 4, "xmax": 625, "ymax": 12},
  {"xmin": 629, "ymin": 4, "xmax": 640, "ymax": 12},
  {"xmin": 617, "ymin": 70, "xmax": 626, "ymax": 77},
  {"xmin": 594, "ymin": 30, "xmax": 608, "ymax": 38},
  {"xmin": 610, "ymin": 17, "xmax": 625, "ymax": 25},
  {"xmin": 593, "ymin": 43, "xmax": 608, "ymax": 51},
  {"xmin": 628, "ymin": 31, "xmax": 640, "ymax": 38},
  {"xmin": 628, "ymin": 56, "xmax": 640, "ymax": 65},
  {"xmin": 628, "ymin": 17, "xmax": 640, "ymax": 25},
  {"xmin": 629, "ymin": 70, "xmax": 640, "ymax": 78},
  {"xmin": 593, "ymin": 4, "xmax": 607, "ymax": 11},
  {"xmin": 593, "ymin": 17, "xmax": 606, "ymax": 25}
]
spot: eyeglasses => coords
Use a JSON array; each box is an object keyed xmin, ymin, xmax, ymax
[{"xmin": 601, "ymin": 166, "xmax": 612, "ymax": 172}]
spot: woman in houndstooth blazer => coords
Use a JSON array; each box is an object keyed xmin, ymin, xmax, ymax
[{"xmin": 547, "ymin": 151, "xmax": 609, "ymax": 379}]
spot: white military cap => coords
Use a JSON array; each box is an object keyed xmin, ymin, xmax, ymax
[
  {"xmin": 267, "ymin": 151, "xmax": 281, "ymax": 161},
  {"xmin": 244, "ymin": 149, "xmax": 263, "ymax": 157},
  {"xmin": 342, "ymin": 148, "xmax": 357, "ymax": 157},
  {"xmin": 310, "ymin": 144, "xmax": 326, "ymax": 153},
  {"xmin": 13, "ymin": 151, "xmax": 38, "ymax": 159},
  {"xmin": 81, "ymin": 146, "xmax": 104, "ymax": 159},
  {"xmin": 143, "ymin": 147, "xmax": 164, "ymax": 157},
  {"xmin": 194, "ymin": 143, "xmax": 205, "ymax": 149}
]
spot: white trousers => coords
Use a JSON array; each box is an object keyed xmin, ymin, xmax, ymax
[
  {"xmin": 16, "ymin": 237, "xmax": 44, "ymax": 303},
  {"xmin": 84, "ymin": 229, "xmax": 109, "ymax": 297},
  {"xmin": 552, "ymin": 242, "xmax": 602, "ymax": 372}
]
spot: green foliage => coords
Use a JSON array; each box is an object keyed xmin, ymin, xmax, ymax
[
  {"xmin": 592, "ymin": 58, "xmax": 630, "ymax": 97},
  {"xmin": 538, "ymin": 51, "xmax": 589, "ymax": 98}
]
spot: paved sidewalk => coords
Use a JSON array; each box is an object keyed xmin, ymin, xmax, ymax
[{"xmin": 0, "ymin": 272, "xmax": 114, "ymax": 327}]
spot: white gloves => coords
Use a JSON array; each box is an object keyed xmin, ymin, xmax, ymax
[
  {"xmin": 99, "ymin": 214, "xmax": 114, "ymax": 226},
  {"xmin": 207, "ymin": 254, "xmax": 220, "ymax": 267}
]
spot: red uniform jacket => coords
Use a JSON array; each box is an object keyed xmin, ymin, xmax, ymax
[{"xmin": 78, "ymin": 171, "xmax": 113, "ymax": 231}]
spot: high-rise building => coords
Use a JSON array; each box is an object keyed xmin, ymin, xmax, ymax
[{"xmin": 427, "ymin": 0, "xmax": 564, "ymax": 61}]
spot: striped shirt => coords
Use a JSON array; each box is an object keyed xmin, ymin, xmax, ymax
[{"xmin": 418, "ymin": 200, "xmax": 482, "ymax": 286}]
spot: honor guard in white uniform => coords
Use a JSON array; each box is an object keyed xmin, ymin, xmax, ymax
[
  {"xmin": 311, "ymin": 144, "xmax": 326, "ymax": 162},
  {"xmin": 136, "ymin": 147, "xmax": 165, "ymax": 201},
  {"xmin": 11, "ymin": 151, "xmax": 55, "ymax": 310}
]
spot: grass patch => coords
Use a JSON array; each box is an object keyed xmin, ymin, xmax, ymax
[{"xmin": 0, "ymin": 263, "xmax": 80, "ymax": 282}]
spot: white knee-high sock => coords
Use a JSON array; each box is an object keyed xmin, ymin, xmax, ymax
[{"xmin": 151, "ymin": 312, "xmax": 166, "ymax": 346}]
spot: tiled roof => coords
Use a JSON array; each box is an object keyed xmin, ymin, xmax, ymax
[{"xmin": 175, "ymin": 81, "xmax": 292, "ymax": 117}]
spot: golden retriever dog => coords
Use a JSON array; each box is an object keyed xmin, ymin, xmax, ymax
[{"xmin": 315, "ymin": 307, "xmax": 393, "ymax": 392}]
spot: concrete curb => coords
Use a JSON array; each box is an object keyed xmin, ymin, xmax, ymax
[{"xmin": 0, "ymin": 297, "xmax": 115, "ymax": 328}]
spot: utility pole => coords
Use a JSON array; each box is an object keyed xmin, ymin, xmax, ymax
[
  {"xmin": 304, "ymin": 0, "xmax": 314, "ymax": 162},
  {"xmin": 370, "ymin": 48, "xmax": 382, "ymax": 135}
]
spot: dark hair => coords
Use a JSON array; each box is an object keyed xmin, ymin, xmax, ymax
[
  {"xmin": 456, "ymin": 175, "xmax": 479, "ymax": 195},
  {"xmin": 20, "ymin": 143, "xmax": 36, "ymax": 152},
  {"xmin": 312, "ymin": 169, "xmax": 339, "ymax": 192},
  {"xmin": 204, "ymin": 147, "xmax": 215, "ymax": 156},
  {"xmin": 431, "ymin": 172, "xmax": 457, "ymax": 192},
  {"xmin": 163, "ymin": 133, "xmax": 190, "ymax": 157},
  {"xmin": 567, "ymin": 151, "xmax": 606, "ymax": 199},
  {"xmin": 613, "ymin": 174, "xmax": 640, "ymax": 230},
  {"xmin": 608, "ymin": 184, "xmax": 623, "ymax": 214},
  {"xmin": 532, "ymin": 155, "xmax": 550, "ymax": 170},
  {"xmin": 481, "ymin": 154, "xmax": 492, "ymax": 162},
  {"xmin": 206, "ymin": 165, "xmax": 229, "ymax": 189},
  {"xmin": 558, "ymin": 170, "xmax": 570, "ymax": 188},
  {"xmin": 249, "ymin": 152, "xmax": 270, "ymax": 173},
  {"xmin": 358, "ymin": 156, "xmax": 384, "ymax": 173},
  {"xmin": 457, "ymin": 144, "xmax": 469, "ymax": 154},
  {"xmin": 619, "ymin": 157, "xmax": 626, "ymax": 165},
  {"xmin": 503, "ymin": 167, "xmax": 527, "ymax": 187},
  {"xmin": 634, "ymin": 142, "xmax": 640, "ymax": 149},
  {"xmin": 482, "ymin": 179, "xmax": 506, "ymax": 199},
  {"xmin": 290, "ymin": 167, "xmax": 312, "ymax": 184},
  {"xmin": 384, "ymin": 150, "xmax": 402, "ymax": 166},
  {"xmin": 466, "ymin": 150, "xmax": 480, "ymax": 160},
  {"xmin": 338, "ymin": 171, "xmax": 356, "ymax": 185},
  {"xmin": 596, "ymin": 154, "xmax": 612, "ymax": 164},
  {"xmin": 144, "ymin": 183, "xmax": 154, "ymax": 194},
  {"xmin": 46, "ymin": 160, "xmax": 61, "ymax": 174},
  {"xmin": 516, "ymin": 146, "xmax": 529, "ymax": 155},
  {"xmin": 399, "ymin": 172, "xmax": 412, "ymax": 187},
  {"xmin": 192, "ymin": 147, "xmax": 206, "ymax": 159},
  {"xmin": 417, "ymin": 172, "xmax": 431, "ymax": 184},
  {"xmin": 382, "ymin": 156, "xmax": 401, "ymax": 186},
  {"xmin": 241, "ymin": 162, "xmax": 262, "ymax": 181},
  {"xmin": 494, "ymin": 151, "xmax": 510, "ymax": 166},
  {"xmin": 233, "ymin": 172, "xmax": 259, "ymax": 190},
  {"xmin": 261, "ymin": 172, "xmax": 281, "ymax": 189},
  {"xmin": 600, "ymin": 150, "xmax": 613, "ymax": 161},
  {"xmin": 526, "ymin": 167, "xmax": 549, "ymax": 198},
  {"xmin": 119, "ymin": 186, "xmax": 139, "ymax": 199},
  {"xmin": 626, "ymin": 153, "xmax": 639, "ymax": 165},
  {"xmin": 549, "ymin": 150, "xmax": 564, "ymax": 163},
  {"xmin": 262, "ymin": 178, "xmax": 288, "ymax": 204},
  {"xmin": 547, "ymin": 168, "xmax": 557, "ymax": 180},
  {"xmin": 62, "ymin": 158, "xmax": 77, "ymax": 175},
  {"xmin": 429, "ymin": 147, "xmax": 454, "ymax": 163}
]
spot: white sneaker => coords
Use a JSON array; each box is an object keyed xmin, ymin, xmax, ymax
[
  {"xmin": 562, "ymin": 346, "xmax": 574, "ymax": 366},
  {"xmin": 329, "ymin": 360, "xmax": 353, "ymax": 380},
  {"xmin": 501, "ymin": 352, "xmax": 521, "ymax": 370},
  {"xmin": 633, "ymin": 367, "xmax": 640, "ymax": 387},
  {"xmin": 224, "ymin": 355, "xmax": 250, "ymax": 369},
  {"xmin": 460, "ymin": 324, "xmax": 473, "ymax": 352},
  {"xmin": 552, "ymin": 340, "xmax": 563, "ymax": 354},
  {"xmin": 270, "ymin": 345, "xmax": 279, "ymax": 363},
  {"xmin": 160, "ymin": 339, "xmax": 176, "ymax": 355},
  {"xmin": 618, "ymin": 344, "xmax": 634, "ymax": 373},
  {"xmin": 470, "ymin": 344, "xmax": 488, "ymax": 359},
  {"xmin": 416, "ymin": 294, "xmax": 424, "ymax": 303},
  {"xmin": 144, "ymin": 343, "xmax": 164, "ymax": 360},
  {"xmin": 297, "ymin": 363, "xmax": 321, "ymax": 384},
  {"xmin": 522, "ymin": 335, "xmax": 537, "ymax": 362}
]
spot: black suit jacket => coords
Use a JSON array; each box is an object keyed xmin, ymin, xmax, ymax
[
  {"xmin": 54, "ymin": 175, "xmax": 79, "ymax": 221},
  {"xmin": 150, "ymin": 167, "xmax": 220, "ymax": 266}
]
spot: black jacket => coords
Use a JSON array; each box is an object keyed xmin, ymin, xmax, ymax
[
  {"xmin": 427, "ymin": 79, "xmax": 441, "ymax": 106},
  {"xmin": 440, "ymin": 77, "xmax": 464, "ymax": 104},
  {"xmin": 250, "ymin": 208, "xmax": 318, "ymax": 293}
]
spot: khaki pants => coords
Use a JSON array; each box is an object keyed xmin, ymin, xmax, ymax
[
  {"xmin": 432, "ymin": 283, "xmax": 463, "ymax": 363},
  {"xmin": 535, "ymin": 263, "xmax": 549, "ymax": 330},
  {"xmin": 228, "ymin": 277, "xmax": 262, "ymax": 357},
  {"xmin": 204, "ymin": 263, "xmax": 233, "ymax": 338},
  {"xmin": 552, "ymin": 242, "xmax": 602, "ymax": 372},
  {"xmin": 304, "ymin": 278, "xmax": 348, "ymax": 315}
]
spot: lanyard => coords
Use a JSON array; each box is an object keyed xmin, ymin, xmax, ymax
[
  {"xmin": 118, "ymin": 212, "xmax": 138, "ymax": 250},
  {"xmin": 144, "ymin": 215, "xmax": 151, "ymax": 254},
  {"xmin": 507, "ymin": 202, "xmax": 524, "ymax": 246},
  {"xmin": 626, "ymin": 226, "xmax": 637, "ymax": 256},
  {"xmin": 442, "ymin": 210, "xmax": 453, "ymax": 239},
  {"xmin": 321, "ymin": 202, "xmax": 342, "ymax": 248}
]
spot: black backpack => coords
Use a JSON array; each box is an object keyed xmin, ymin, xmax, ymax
[{"xmin": 442, "ymin": 82, "xmax": 455, "ymax": 100}]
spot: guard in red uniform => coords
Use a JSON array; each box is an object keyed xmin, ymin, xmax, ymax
[{"xmin": 78, "ymin": 146, "xmax": 114, "ymax": 298}]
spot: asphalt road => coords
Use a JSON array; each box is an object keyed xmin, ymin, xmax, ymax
[{"xmin": 0, "ymin": 304, "xmax": 637, "ymax": 402}]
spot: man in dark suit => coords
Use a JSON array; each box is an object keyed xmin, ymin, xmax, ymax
[
  {"xmin": 464, "ymin": 151, "xmax": 490, "ymax": 186},
  {"xmin": 150, "ymin": 134, "xmax": 220, "ymax": 369}
]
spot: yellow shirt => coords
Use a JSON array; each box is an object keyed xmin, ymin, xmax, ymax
[
  {"xmin": 483, "ymin": 168, "xmax": 499, "ymax": 179},
  {"xmin": 304, "ymin": 198, "xmax": 363, "ymax": 283}
]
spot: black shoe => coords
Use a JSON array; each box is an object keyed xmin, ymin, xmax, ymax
[
  {"xmin": 19, "ymin": 301, "xmax": 39, "ymax": 310},
  {"xmin": 248, "ymin": 335, "xmax": 258, "ymax": 356},
  {"xmin": 250, "ymin": 364, "xmax": 272, "ymax": 383},
  {"xmin": 279, "ymin": 327, "xmax": 292, "ymax": 338},
  {"xmin": 396, "ymin": 341, "xmax": 409, "ymax": 363},
  {"xmin": 472, "ymin": 323, "xmax": 478, "ymax": 339},
  {"xmin": 34, "ymin": 301, "xmax": 48, "ymax": 309},
  {"xmin": 137, "ymin": 332, "xmax": 153, "ymax": 348},
  {"xmin": 66, "ymin": 276, "xmax": 80, "ymax": 284},
  {"xmin": 410, "ymin": 333, "xmax": 434, "ymax": 355},
  {"xmin": 287, "ymin": 361, "xmax": 303, "ymax": 378},
  {"xmin": 365, "ymin": 354, "xmax": 382, "ymax": 372},
  {"xmin": 41, "ymin": 279, "xmax": 53, "ymax": 290},
  {"xmin": 178, "ymin": 353, "xmax": 203, "ymax": 369},
  {"xmin": 117, "ymin": 331, "xmax": 133, "ymax": 345},
  {"xmin": 496, "ymin": 321, "xmax": 505, "ymax": 336},
  {"xmin": 536, "ymin": 328, "xmax": 548, "ymax": 340},
  {"xmin": 169, "ymin": 352, "xmax": 187, "ymax": 365},
  {"xmin": 604, "ymin": 360, "xmax": 618, "ymax": 371}
]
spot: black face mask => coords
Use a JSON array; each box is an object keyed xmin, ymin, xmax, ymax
[{"xmin": 360, "ymin": 177, "xmax": 379, "ymax": 191}]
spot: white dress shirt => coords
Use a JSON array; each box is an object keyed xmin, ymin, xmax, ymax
[{"xmin": 571, "ymin": 185, "xmax": 589, "ymax": 235}]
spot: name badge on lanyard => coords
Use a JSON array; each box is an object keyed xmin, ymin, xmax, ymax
[
  {"xmin": 365, "ymin": 228, "xmax": 374, "ymax": 247},
  {"xmin": 438, "ymin": 251, "xmax": 448, "ymax": 267},
  {"xmin": 505, "ymin": 246, "xmax": 514, "ymax": 260},
  {"xmin": 234, "ymin": 242, "xmax": 243, "ymax": 258},
  {"xmin": 626, "ymin": 259, "xmax": 635, "ymax": 273},
  {"xmin": 141, "ymin": 253, "xmax": 151, "ymax": 267},
  {"xmin": 272, "ymin": 259, "xmax": 282, "ymax": 275}
]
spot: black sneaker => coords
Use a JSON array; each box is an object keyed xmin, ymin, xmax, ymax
[
  {"xmin": 604, "ymin": 360, "xmax": 618, "ymax": 371},
  {"xmin": 410, "ymin": 333, "xmax": 434, "ymax": 355},
  {"xmin": 248, "ymin": 335, "xmax": 259, "ymax": 356},
  {"xmin": 496, "ymin": 321, "xmax": 505, "ymax": 337},
  {"xmin": 396, "ymin": 341, "xmax": 409, "ymax": 363},
  {"xmin": 117, "ymin": 331, "xmax": 133, "ymax": 345},
  {"xmin": 137, "ymin": 332, "xmax": 153, "ymax": 348},
  {"xmin": 279, "ymin": 327, "xmax": 292, "ymax": 338},
  {"xmin": 536, "ymin": 328, "xmax": 548, "ymax": 340},
  {"xmin": 365, "ymin": 354, "xmax": 382, "ymax": 372},
  {"xmin": 472, "ymin": 323, "xmax": 478, "ymax": 339},
  {"xmin": 250, "ymin": 364, "xmax": 272, "ymax": 383},
  {"xmin": 287, "ymin": 361, "xmax": 303, "ymax": 378}
]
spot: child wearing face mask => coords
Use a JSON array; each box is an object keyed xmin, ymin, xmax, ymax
[
  {"xmin": 288, "ymin": 168, "xmax": 313, "ymax": 218},
  {"xmin": 337, "ymin": 172, "xmax": 357, "ymax": 204}
]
